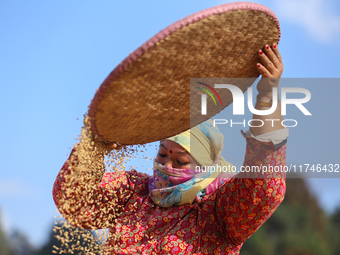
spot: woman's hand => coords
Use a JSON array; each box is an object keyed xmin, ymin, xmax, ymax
[
  {"xmin": 250, "ymin": 43, "xmax": 284, "ymax": 136},
  {"xmin": 83, "ymin": 115, "xmax": 123, "ymax": 152},
  {"xmin": 256, "ymin": 43, "xmax": 283, "ymax": 97},
  {"xmin": 104, "ymin": 142, "xmax": 123, "ymax": 151}
]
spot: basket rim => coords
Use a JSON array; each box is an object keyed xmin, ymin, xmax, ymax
[{"xmin": 88, "ymin": 1, "xmax": 281, "ymax": 144}]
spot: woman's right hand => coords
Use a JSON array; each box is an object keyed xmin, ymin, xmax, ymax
[
  {"xmin": 104, "ymin": 142, "xmax": 123, "ymax": 151},
  {"xmin": 83, "ymin": 115, "xmax": 123, "ymax": 152}
]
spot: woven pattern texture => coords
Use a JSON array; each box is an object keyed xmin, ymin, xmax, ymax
[{"xmin": 89, "ymin": 2, "xmax": 280, "ymax": 145}]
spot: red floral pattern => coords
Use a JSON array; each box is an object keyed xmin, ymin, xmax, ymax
[{"xmin": 53, "ymin": 135, "xmax": 286, "ymax": 254}]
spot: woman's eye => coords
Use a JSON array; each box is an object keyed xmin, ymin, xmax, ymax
[
  {"xmin": 158, "ymin": 153, "xmax": 167, "ymax": 158},
  {"xmin": 177, "ymin": 160, "xmax": 189, "ymax": 166}
]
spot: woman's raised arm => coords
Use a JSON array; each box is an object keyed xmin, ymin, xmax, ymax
[
  {"xmin": 251, "ymin": 43, "xmax": 284, "ymax": 136},
  {"xmin": 216, "ymin": 134, "xmax": 286, "ymax": 245}
]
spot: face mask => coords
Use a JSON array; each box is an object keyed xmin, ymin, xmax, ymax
[
  {"xmin": 148, "ymin": 158, "xmax": 227, "ymax": 207},
  {"xmin": 152, "ymin": 158, "xmax": 212, "ymax": 187}
]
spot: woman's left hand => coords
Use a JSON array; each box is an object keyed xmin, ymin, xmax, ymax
[
  {"xmin": 256, "ymin": 44, "xmax": 283, "ymax": 95},
  {"xmin": 250, "ymin": 44, "xmax": 285, "ymax": 136}
]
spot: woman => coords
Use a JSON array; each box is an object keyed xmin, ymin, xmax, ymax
[{"xmin": 53, "ymin": 44, "xmax": 288, "ymax": 254}]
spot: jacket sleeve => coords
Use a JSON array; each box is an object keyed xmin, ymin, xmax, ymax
[
  {"xmin": 52, "ymin": 148, "xmax": 148, "ymax": 230},
  {"xmin": 215, "ymin": 134, "xmax": 287, "ymax": 245}
]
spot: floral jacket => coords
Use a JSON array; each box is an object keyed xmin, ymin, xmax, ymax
[{"xmin": 53, "ymin": 134, "xmax": 287, "ymax": 254}]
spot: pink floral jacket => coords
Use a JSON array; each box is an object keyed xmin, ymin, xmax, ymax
[{"xmin": 53, "ymin": 135, "xmax": 286, "ymax": 254}]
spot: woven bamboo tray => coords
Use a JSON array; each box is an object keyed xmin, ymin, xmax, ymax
[{"xmin": 88, "ymin": 2, "xmax": 281, "ymax": 145}]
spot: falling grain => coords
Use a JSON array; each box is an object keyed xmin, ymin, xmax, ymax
[{"xmin": 53, "ymin": 114, "xmax": 143, "ymax": 254}]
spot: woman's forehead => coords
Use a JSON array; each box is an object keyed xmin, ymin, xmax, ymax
[{"xmin": 160, "ymin": 140, "xmax": 188, "ymax": 154}]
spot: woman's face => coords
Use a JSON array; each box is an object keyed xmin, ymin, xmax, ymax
[{"xmin": 156, "ymin": 140, "xmax": 199, "ymax": 169}]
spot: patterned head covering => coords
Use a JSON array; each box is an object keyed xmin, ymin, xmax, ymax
[
  {"xmin": 167, "ymin": 119, "xmax": 227, "ymax": 167},
  {"xmin": 148, "ymin": 120, "xmax": 234, "ymax": 207}
]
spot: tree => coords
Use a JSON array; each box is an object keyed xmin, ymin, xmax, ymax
[
  {"xmin": 329, "ymin": 206, "xmax": 340, "ymax": 255},
  {"xmin": 9, "ymin": 230, "xmax": 38, "ymax": 255},
  {"xmin": 0, "ymin": 208, "xmax": 13, "ymax": 255}
]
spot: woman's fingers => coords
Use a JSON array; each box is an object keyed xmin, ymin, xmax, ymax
[
  {"xmin": 104, "ymin": 142, "xmax": 123, "ymax": 151},
  {"xmin": 271, "ymin": 43, "xmax": 282, "ymax": 63},
  {"xmin": 115, "ymin": 143, "xmax": 123, "ymax": 150},
  {"xmin": 258, "ymin": 49, "xmax": 276, "ymax": 75},
  {"xmin": 257, "ymin": 63, "xmax": 270, "ymax": 78},
  {"xmin": 257, "ymin": 44, "xmax": 283, "ymax": 78},
  {"xmin": 264, "ymin": 44, "xmax": 281, "ymax": 68}
]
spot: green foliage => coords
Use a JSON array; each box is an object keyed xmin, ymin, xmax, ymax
[
  {"xmin": 0, "ymin": 209, "xmax": 13, "ymax": 255},
  {"xmin": 240, "ymin": 179, "xmax": 339, "ymax": 255},
  {"xmin": 328, "ymin": 206, "xmax": 340, "ymax": 255},
  {"xmin": 0, "ymin": 229, "xmax": 13, "ymax": 255}
]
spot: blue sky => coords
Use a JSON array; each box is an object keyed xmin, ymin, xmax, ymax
[{"xmin": 1, "ymin": 0, "xmax": 340, "ymax": 247}]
